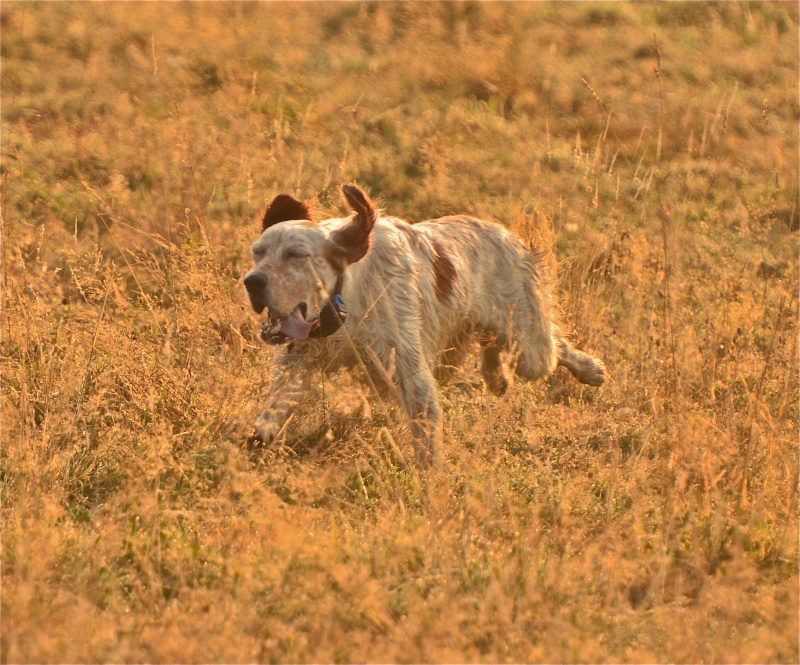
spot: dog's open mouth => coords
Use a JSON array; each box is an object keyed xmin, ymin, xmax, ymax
[
  {"xmin": 279, "ymin": 305, "xmax": 320, "ymax": 339},
  {"xmin": 261, "ymin": 304, "xmax": 319, "ymax": 344}
]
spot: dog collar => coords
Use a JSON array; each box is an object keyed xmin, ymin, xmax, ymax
[{"xmin": 309, "ymin": 273, "xmax": 347, "ymax": 339}]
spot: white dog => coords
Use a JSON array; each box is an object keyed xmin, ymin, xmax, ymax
[{"xmin": 244, "ymin": 184, "xmax": 605, "ymax": 467}]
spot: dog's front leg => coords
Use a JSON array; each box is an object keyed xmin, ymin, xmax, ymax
[
  {"xmin": 391, "ymin": 348, "xmax": 442, "ymax": 469},
  {"xmin": 253, "ymin": 344, "xmax": 312, "ymax": 445}
]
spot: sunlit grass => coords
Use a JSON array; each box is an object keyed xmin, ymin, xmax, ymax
[{"xmin": 2, "ymin": 2, "xmax": 798, "ymax": 662}]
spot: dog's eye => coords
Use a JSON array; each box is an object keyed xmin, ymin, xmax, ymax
[
  {"xmin": 285, "ymin": 249, "xmax": 310, "ymax": 260},
  {"xmin": 252, "ymin": 246, "xmax": 266, "ymax": 261}
]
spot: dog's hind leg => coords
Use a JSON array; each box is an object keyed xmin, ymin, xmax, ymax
[
  {"xmin": 512, "ymin": 250, "xmax": 605, "ymax": 387},
  {"xmin": 479, "ymin": 341, "xmax": 509, "ymax": 396},
  {"xmin": 513, "ymin": 331, "xmax": 557, "ymax": 381},
  {"xmin": 557, "ymin": 336, "xmax": 606, "ymax": 386},
  {"xmin": 509, "ymin": 290, "xmax": 559, "ymax": 383}
]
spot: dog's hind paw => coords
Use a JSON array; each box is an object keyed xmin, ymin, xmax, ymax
[
  {"xmin": 577, "ymin": 359, "xmax": 606, "ymax": 387},
  {"xmin": 557, "ymin": 341, "xmax": 607, "ymax": 387}
]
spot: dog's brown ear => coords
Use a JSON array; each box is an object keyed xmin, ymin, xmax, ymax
[
  {"xmin": 327, "ymin": 184, "xmax": 378, "ymax": 266},
  {"xmin": 262, "ymin": 194, "xmax": 312, "ymax": 231}
]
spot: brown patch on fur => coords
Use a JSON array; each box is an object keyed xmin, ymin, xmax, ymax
[
  {"xmin": 262, "ymin": 194, "xmax": 313, "ymax": 231},
  {"xmin": 327, "ymin": 184, "xmax": 378, "ymax": 266},
  {"xmin": 432, "ymin": 239, "xmax": 457, "ymax": 304}
]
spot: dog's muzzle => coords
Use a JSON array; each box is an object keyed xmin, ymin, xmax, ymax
[{"xmin": 256, "ymin": 274, "xmax": 348, "ymax": 345}]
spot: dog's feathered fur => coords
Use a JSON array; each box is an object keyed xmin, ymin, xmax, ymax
[{"xmin": 244, "ymin": 184, "xmax": 605, "ymax": 467}]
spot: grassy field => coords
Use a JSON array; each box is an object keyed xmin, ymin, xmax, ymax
[{"xmin": 2, "ymin": 2, "xmax": 798, "ymax": 662}]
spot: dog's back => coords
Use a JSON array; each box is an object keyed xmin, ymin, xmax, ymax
[{"xmin": 357, "ymin": 211, "xmax": 604, "ymax": 387}]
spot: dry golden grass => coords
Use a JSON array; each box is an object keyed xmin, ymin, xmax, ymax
[{"xmin": 2, "ymin": 2, "xmax": 798, "ymax": 663}]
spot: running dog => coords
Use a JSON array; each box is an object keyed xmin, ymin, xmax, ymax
[{"xmin": 244, "ymin": 184, "xmax": 605, "ymax": 467}]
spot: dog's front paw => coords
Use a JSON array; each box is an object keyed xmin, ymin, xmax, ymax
[{"xmin": 249, "ymin": 418, "xmax": 280, "ymax": 447}]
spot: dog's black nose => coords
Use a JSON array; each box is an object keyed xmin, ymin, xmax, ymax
[{"xmin": 244, "ymin": 273, "xmax": 268, "ymax": 293}]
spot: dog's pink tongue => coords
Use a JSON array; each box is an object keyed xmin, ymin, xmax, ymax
[{"xmin": 280, "ymin": 307, "xmax": 319, "ymax": 340}]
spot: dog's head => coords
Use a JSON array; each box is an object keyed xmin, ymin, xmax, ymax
[{"xmin": 244, "ymin": 184, "xmax": 377, "ymax": 342}]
